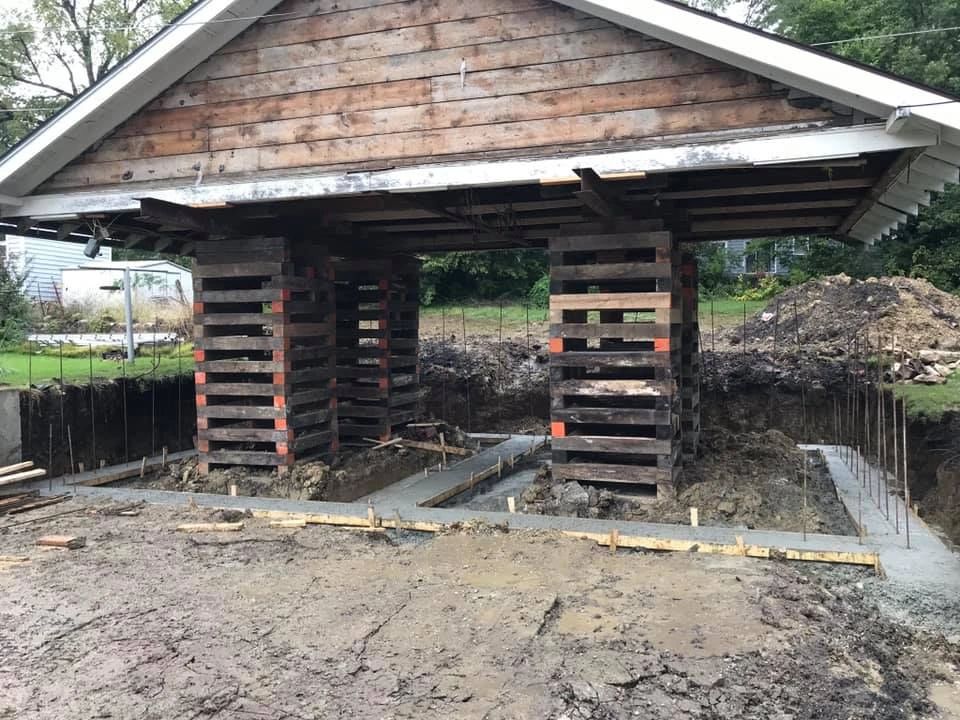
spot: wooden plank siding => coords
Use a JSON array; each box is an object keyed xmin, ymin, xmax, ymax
[{"xmin": 41, "ymin": 0, "xmax": 846, "ymax": 193}]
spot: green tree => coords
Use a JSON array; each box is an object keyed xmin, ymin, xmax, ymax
[
  {"xmin": 0, "ymin": 0, "xmax": 190, "ymax": 150},
  {"xmin": 0, "ymin": 255, "xmax": 31, "ymax": 349},
  {"xmin": 699, "ymin": 0, "xmax": 960, "ymax": 292},
  {"xmin": 421, "ymin": 250, "xmax": 547, "ymax": 305}
]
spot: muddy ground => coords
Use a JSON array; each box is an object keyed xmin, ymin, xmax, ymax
[
  {"xmin": 1, "ymin": 498, "xmax": 958, "ymax": 720},
  {"xmin": 521, "ymin": 430, "xmax": 855, "ymax": 535}
]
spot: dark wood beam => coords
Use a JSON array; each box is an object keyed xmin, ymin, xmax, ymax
[{"xmin": 573, "ymin": 168, "xmax": 627, "ymax": 218}]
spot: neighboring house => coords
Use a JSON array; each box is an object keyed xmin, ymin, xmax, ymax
[
  {"xmin": 61, "ymin": 260, "xmax": 193, "ymax": 306},
  {"xmin": 724, "ymin": 238, "xmax": 807, "ymax": 277},
  {"xmin": 0, "ymin": 235, "xmax": 111, "ymax": 302}
]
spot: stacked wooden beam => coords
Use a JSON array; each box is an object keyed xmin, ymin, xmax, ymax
[
  {"xmin": 680, "ymin": 253, "xmax": 702, "ymax": 462},
  {"xmin": 548, "ymin": 231, "xmax": 682, "ymax": 497},
  {"xmin": 193, "ymin": 237, "xmax": 337, "ymax": 475},
  {"xmin": 334, "ymin": 257, "xmax": 421, "ymax": 445}
]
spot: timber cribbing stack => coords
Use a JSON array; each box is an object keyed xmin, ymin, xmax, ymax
[
  {"xmin": 680, "ymin": 252, "xmax": 701, "ymax": 462},
  {"xmin": 193, "ymin": 237, "xmax": 337, "ymax": 474},
  {"xmin": 548, "ymin": 231, "xmax": 682, "ymax": 497},
  {"xmin": 334, "ymin": 257, "xmax": 421, "ymax": 445}
]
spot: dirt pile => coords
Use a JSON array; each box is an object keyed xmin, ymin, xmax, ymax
[
  {"xmin": 144, "ymin": 422, "xmax": 479, "ymax": 502},
  {"xmin": 163, "ymin": 456, "xmax": 337, "ymax": 500},
  {"xmin": 419, "ymin": 337, "xmax": 549, "ymax": 430},
  {"xmin": 922, "ymin": 455, "xmax": 960, "ymax": 546},
  {"xmin": 734, "ymin": 274, "xmax": 960, "ymax": 356},
  {"xmin": 523, "ymin": 430, "xmax": 854, "ymax": 534}
]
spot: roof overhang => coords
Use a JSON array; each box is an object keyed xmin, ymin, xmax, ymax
[{"xmin": 10, "ymin": 124, "xmax": 938, "ymax": 231}]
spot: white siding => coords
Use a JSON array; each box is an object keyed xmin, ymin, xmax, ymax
[{"xmin": 0, "ymin": 235, "xmax": 111, "ymax": 301}]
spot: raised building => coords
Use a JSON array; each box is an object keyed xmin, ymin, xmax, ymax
[{"xmin": 0, "ymin": 0, "xmax": 957, "ymax": 494}]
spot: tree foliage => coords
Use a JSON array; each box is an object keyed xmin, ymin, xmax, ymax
[
  {"xmin": 696, "ymin": 0, "xmax": 960, "ymax": 293},
  {"xmin": 0, "ymin": 255, "xmax": 31, "ymax": 349},
  {"xmin": 420, "ymin": 250, "xmax": 547, "ymax": 306},
  {"xmin": 0, "ymin": 0, "xmax": 190, "ymax": 150}
]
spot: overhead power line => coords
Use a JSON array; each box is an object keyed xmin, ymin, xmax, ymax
[
  {"xmin": 0, "ymin": 10, "xmax": 295, "ymax": 36},
  {"xmin": 812, "ymin": 25, "xmax": 960, "ymax": 46}
]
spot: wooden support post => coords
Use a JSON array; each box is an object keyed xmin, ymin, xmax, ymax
[
  {"xmin": 333, "ymin": 256, "xmax": 421, "ymax": 447},
  {"xmin": 194, "ymin": 236, "xmax": 338, "ymax": 474},
  {"xmin": 549, "ymin": 231, "xmax": 681, "ymax": 495}
]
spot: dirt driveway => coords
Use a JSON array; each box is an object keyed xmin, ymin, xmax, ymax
[{"xmin": 1, "ymin": 500, "xmax": 957, "ymax": 719}]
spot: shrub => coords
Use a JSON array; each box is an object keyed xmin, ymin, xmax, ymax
[
  {"xmin": 0, "ymin": 259, "xmax": 31, "ymax": 350},
  {"xmin": 528, "ymin": 273, "xmax": 550, "ymax": 308},
  {"xmin": 733, "ymin": 274, "xmax": 784, "ymax": 302}
]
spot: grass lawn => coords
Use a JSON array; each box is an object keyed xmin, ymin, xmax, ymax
[
  {"xmin": 421, "ymin": 304, "xmax": 549, "ymax": 337},
  {"xmin": 699, "ymin": 298, "xmax": 769, "ymax": 331},
  {"xmin": 894, "ymin": 371, "xmax": 960, "ymax": 421},
  {"xmin": 0, "ymin": 346, "xmax": 194, "ymax": 388}
]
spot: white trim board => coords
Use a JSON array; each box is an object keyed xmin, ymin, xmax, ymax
[{"xmin": 11, "ymin": 124, "xmax": 938, "ymax": 219}]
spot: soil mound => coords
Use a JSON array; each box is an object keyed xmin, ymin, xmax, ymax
[{"xmin": 735, "ymin": 274, "xmax": 960, "ymax": 353}]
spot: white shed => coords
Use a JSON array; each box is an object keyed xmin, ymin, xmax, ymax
[
  {"xmin": 0, "ymin": 235, "xmax": 112, "ymax": 302},
  {"xmin": 61, "ymin": 260, "xmax": 193, "ymax": 306}
]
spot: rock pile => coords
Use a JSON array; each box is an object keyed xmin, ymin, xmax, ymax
[{"xmin": 895, "ymin": 349, "xmax": 960, "ymax": 385}]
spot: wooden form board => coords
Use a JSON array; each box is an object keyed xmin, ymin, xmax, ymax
[
  {"xmin": 249, "ymin": 508, "xmax": 880, "ymax": 569},
  {"xmin": 42, "ymin": 0, "xmax": 845, "ymax": 192}
]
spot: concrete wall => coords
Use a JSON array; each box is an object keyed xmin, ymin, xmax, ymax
[{"xmin": 0, "ymin": 388, "xmax": 22, "ymax": 466}]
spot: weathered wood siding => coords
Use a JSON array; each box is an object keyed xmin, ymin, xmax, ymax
[{"xmin": 42, "ymin": 0, "xmax": 845, "ymax": 192}]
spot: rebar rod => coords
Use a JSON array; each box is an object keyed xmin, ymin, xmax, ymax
[
  {"xmin": 901, "ymin": 384, "xmax": 911, "ymax": 549},
  {"xmin": 892, "ymin": 334, "xmax": 900, "ymax": 534},
  {"xmin": 88, "ymin": 344, "xmax": 96, "ymax": 468},
  {"xmin": 462, "ymin": 308, "xmax": 472, "ymax": 433}
]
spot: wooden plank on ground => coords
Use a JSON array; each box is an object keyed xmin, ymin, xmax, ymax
[
  {"xmin": 176, "ymin": 522, "xmax": 245, "ymax": 533},
  {"xmin": 0, "ymin": 469, "xmax": 47, "ymax": 487},
  {"xmin": 36, "ymin": 535, "xmax": 86, "ymax": 549},
  {"xmin": 0, "ymin": 461, "xmax": 34, "ymax": 477}
]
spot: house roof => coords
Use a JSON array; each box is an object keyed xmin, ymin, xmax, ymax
[{"xmin": 0, "ymin": 0, "xmax": 958, "ymax": 245}]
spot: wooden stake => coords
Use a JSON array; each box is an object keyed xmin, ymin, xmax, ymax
[
  {"xmin": 609, "ymin": 528, "xmax": 620, "ymax": 554},
  {"xmin": 497, "ymin": 455, "xmax": 503, "ymax": 478},
  {"xmin": 139, "ymin": 456, "xmax": 147, "ymax": 479},
  {"xmin": 162, "ymin": 446, "xmax": 168, "ymax": 470},
  {"xmin": 507, "ymin": 496, "xmax": 516, "ymax": 514},
  {"xmin": 367, "ymin": 503, "xmax": 377, "ymax": 529},
  {"xmin": 690, "ymin": 507, "xmax": 699, "ymax": 527},
  {"xmin": 229, "ymin": 484, "xmax": 238, "ymax": 497},
  {"xmin": 439, "ymin": 432, "xmax": 448, "ymax": 466}
]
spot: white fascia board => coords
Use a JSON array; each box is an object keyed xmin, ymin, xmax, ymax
[
  {"xmin": 555, "ymin": 0, "xmax": 960, "ymax": 143},
  {"xmin": 0, "ymin": 0, "xmax": 282, "ymax": 196},
  {"xmin": 13, "ymin": 123, "xmax": 937, "ymax": 218}
]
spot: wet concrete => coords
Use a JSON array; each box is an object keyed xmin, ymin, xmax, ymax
[
  {"xmin": 359, "ymin": 435, "xmax": 546, "ymax": 508},
  {"xmin": 804, "ymin": 444, "xmax": 960, "ymax": 594}
]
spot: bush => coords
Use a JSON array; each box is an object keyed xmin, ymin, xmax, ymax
[
  {"xmin": 527, "ymin": 273, "xmax": 550, "ymax": 308},
  {"xmin": 733, "ymin": 274, "xmax": 784, "ymax": 302},
  {"xmin": 0, "ymin": 259, "xmax": 31, "ymax": 349}
]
